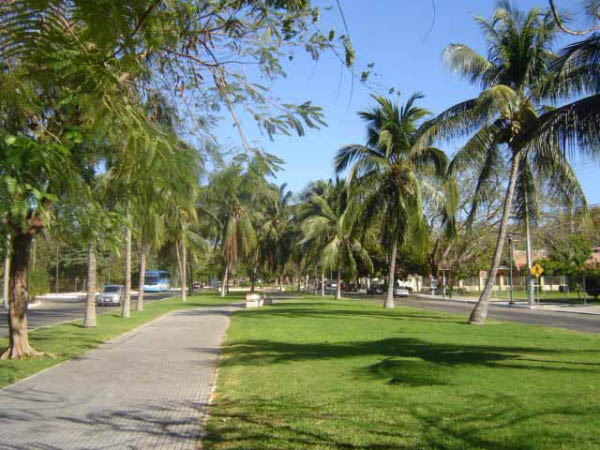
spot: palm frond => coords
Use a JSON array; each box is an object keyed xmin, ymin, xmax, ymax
[{"xmin": 444, "ymin": 43, "xmax": 495, "ymax": 86}]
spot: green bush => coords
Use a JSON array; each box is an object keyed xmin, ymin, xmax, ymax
[{"xmin": 28, "ymin": 267, "xmax": 51, "ymax": 300}]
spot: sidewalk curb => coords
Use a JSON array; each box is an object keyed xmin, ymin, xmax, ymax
[{"xmin": 413, "ymin": 294, "xmax": 600, "ymax": 316}]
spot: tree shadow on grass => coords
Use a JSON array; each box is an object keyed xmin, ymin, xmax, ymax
[
  {"xmin": 238, "ymin": 304, "xmax": 461, "ymax": 323},
  {"xmin": 220, "ymin": 336, "xmax": 600, "ymax": 376},
  {"xmin": 204, "ymin": 395, "xmax": 600, "ymax": 450}
]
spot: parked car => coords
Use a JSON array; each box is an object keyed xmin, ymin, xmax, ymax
[
  {"xmin": 345, "ymin": 282, "xmax": 358, "ymax": 292},
  {"xmin": 97, "ymin": 285, "xmax": 124, "ymax": 306},
  {"xmin": 367, "ymin": 284, "xmax": 384, "ymax": 295},
  {"xmin": 393, "ymin": 286, "xmax": 410, "ymax": 297}
]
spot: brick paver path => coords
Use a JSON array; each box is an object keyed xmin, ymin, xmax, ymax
[{"xmin": 0, "ymin": 306, "xmax": 233, "ymax": 449}]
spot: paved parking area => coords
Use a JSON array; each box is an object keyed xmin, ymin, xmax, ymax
[{"xmin": 0, "ymin": 306, "xmax": 233, "ymax": 449}]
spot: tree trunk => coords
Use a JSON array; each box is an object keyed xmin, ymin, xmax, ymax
[
  {"xmin": 3, "ymin": 237, "xmax": 9, "ymax": 310},
  {"xmin": 55, "ymin": 244, "xmax": 60, "ymax": 292},
  {"xmin": 469, "ymin": 151, "xmax": 522, "ymax": 324},
  {"xmin": 188, "ymin": 252, "xmax": 194, "ymax": 297},
  {"xmin": 278, "ymin": 275, "xmax": 283, "ymax": 292},
  {"xmin": 1, "ymin": 233, "xmax": 45, "ymax": 359},
  {"xmin": 136, "ymin": 237, "xmax": 146, "ymax": 312},
  {"xmin": 384, "ymin": 238, "xmax": 398, "ymax": 309},
  {"xmin": 320, "ymin": 267, "xmax": 325, "ymax": 297},
  {"xmin": 121, "ymin": 217, "xmax": 132, "ymax": 319},
  {"xmin": 335, "ymin": 261, "xmax": 342, "ymax": 300},
  {"xmin": 83, "ymin": 242, "xmax": 97, "ymax": 328},
  {"xmin": 250, "ymin": 267, "xmax": 256, "ymax": 293},
  {"xmin": 181, "ymin": 242, "xmax": 187, "ymax": 302},
  {"xmin": 524, "ymin": 210, "xmax": 535, "ymax": 308},
  {"xmin": 31, "ymin": 238, "xmax": 37, "ymax": 270},
  {"xmin": 221, "ymin": 264, "xmax": 228, "ymax": 297}
]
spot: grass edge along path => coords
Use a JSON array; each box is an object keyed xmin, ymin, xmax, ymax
[
  {"xmin": 204, "ymin": 295, "xmax": 600, "ymax": 450},
  {"xmin": 0, "ymin": 293, "xmax": 241, "ymax": 389}
]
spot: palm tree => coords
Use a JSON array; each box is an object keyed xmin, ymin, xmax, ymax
[
  {"xmin": 335, "ymin": 93, "xmax": 449, "ymax": 308},
  {"xmin": 421, "ymin": 1, "xmax": 564, "ymax": 323},
  {"xmin": 512, "ymin": 148, "xmax": 587, "ymax": 307},
  {"xmin": 204, "ymin": 164, "xmax": 258, "ymax": 297},
  {"xmin": 298, "ymin": 180, "xmax": 335, "ymax": 296},
  {"xmin": 525, "ymin": 19, "xmax": 600, "ymax": 177},
  {"xmin": 260, "ymin": 184, "xmax": 294, "ymax": 291},
  {"xmin": 300, "ymin": 179, "xmax": 372, "ymax": 300}
]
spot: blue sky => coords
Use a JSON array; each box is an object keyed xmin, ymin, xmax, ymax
[{"xmin": 214, "ymin": 0, "xmax": 599, "ymax": 204}]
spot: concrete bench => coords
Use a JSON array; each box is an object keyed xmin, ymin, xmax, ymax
[{"xmin": 245, "ymin": 293, "xmax": 263, "ymax": 307}]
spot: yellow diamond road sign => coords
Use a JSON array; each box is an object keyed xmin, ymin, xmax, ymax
[{"xmin": 530, "ymin": 263, "xmax": 544, "ymax": 278}]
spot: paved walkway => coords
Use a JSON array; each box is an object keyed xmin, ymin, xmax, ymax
[{"xmin": 0, "ymin": 306, "xmax": 233, "ymax": 449}]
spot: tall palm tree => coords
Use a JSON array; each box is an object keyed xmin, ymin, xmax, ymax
[
  {"xmin": 297, "ymin": 180, "xmax": 333, "ymax": 296},
  {"xmin": 335, "ymin": 93, "xmax": 449, "ymax": 308},
  {"xmin": 420, "ymin": 1, "xmax": 564, "ymax": 323},
  {"xmin": 300, "ymin": 179, "xmax": 372, "ymax": 300},
  {"xmin": 260, "ymin": 184, "xmax": 294, "ymax": 291},
  {"xmin": 204, "ymin": 164, "xmax": 259, "ymax": 297}
]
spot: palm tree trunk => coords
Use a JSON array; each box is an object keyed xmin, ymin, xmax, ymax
[
  {"xmin": 136, "ymin": 237, "xmax": 146, "ymax": 312},
  {"xmin": 320, "ymin": 267, "xmax": 325, "ymax": 297},
  {"xmin": 31, "ymin": 238, "xmax": 36, "ymax": 270},
  {"xmin": 181, "ymin": 242, "xmax": 187, "ymax": 302},
  {"xmin": 279, "ymin": 275, "xmax": 283, "ymax": 292},
  {"xmin": 3, "ymin": 237, "xmax": 10, "ymax": 310},
  {"xmin": 335, "ymin": 261, "xmax": 342, "ymax": 300},
  {"xmin": 469, "ymin": 151, "xmax": 522, "ymax": 324},
  {"xmin": 1, "ymin": 233, "xmax": 44, "ymax": 359},
  {"xmin": 250, "ymin": 266, "xmax": 256, "ymax": 293},
  {"xmin": 384, "ymin": 238, "xmax": 398, "ymax": 309},
  {"xmin": 83, "ymin": 242, "xmax": 97, "ymax": 328},
  {"xmin": 524, "ymin": 211, "xmax": 535, "ymax": 308},
  {"xmin": 121, "ymin": 213, "xmax": 132, "ymax": 319},
  {"xmin": 221, "ymin": 264, "xmax": 228, "ymax": 297},
  {"xmin": 55, "ymin": 244, "xmax": 60, "ymax": 292},
  {"xmin": 188, "ymin": 254, "xmax": 194, "ymax": 297}
]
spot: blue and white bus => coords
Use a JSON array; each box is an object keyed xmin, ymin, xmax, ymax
[{"xmin": 144, "ymin": 270, "xmax": 171, "ymax": 292}]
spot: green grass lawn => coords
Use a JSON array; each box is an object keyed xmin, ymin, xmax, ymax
[
  {"xmin": 0, "ymin": 293, "xmax": 241, "ymax": 388},
  {"xmin": 205, "ymin": 296, "xmax": 600, "ymax": 450}
]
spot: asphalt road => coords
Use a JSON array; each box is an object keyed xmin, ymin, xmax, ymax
[
  {"xmin": 0, "ymin": 291, "xmax": 175, "ymax": 337},
  {"xmin": 3, "ymin": 291, "xmax": 598, "ymax": 336},
  {"xmin": 349, "ymin": 293, "xmax": 600, "ymax": 333}
]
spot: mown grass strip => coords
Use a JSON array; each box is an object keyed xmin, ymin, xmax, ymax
[
  {"xmin": 205, "ymin": 296, "xmax": 600, "ymax": 450},
  {"xmin": 0, "ymin": 293, "xmax": 241, "ymax": 388}
]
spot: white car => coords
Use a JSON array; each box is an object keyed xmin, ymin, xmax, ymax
[
  {"xmin": 393, "ymin": 286, "xmax": 410, "ymax": 297},
  {"xmin": 97, "ymin": 285, "xmax": 124, "ymax": 306}
]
